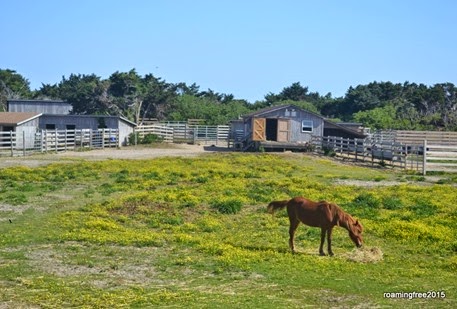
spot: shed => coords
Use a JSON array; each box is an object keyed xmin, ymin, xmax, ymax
[
  {"xmin": 7, "ymin": 99, "xmax": 72, "ymax": 114},
  {"xmin": 0, "ymin": 112, "xmax": 42, "ymax": 149},
  {"xmin": 230, "ymin": 104, "xmax": 365, "ymax": 151},
  {"xmin": 38, "ymin": 114, "xmax": 136, "ymax": 146}
]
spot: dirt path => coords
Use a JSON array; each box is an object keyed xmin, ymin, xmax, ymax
[{"xmin": 0, "ymin": 144, "xmax": 225, "ymax": 168}]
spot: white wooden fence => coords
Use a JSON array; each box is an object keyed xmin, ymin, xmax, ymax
[
  {"xmin": 134, "ymin": 125, "xmax": 174, "ymax": 143},
  {"xmin": 321, "ymin": 136, "xmax": 408, "ymax": 168},
  {"xmin": 0, "ymin": 129, "xmax": 119, "ymax": 157},
  {"xmin": 134, "ymin": 124, "xmax": 230, "ymax": 145},
  {"xmin": 321, "ymin": 136, "xmax": 457, "ymax": 174},
  {"xmin": 423, "ymin": 141, "xmax": 457, "ymax": 175}
]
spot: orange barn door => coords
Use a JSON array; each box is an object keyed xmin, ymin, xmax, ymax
[
  {"xmin": 252, "ymin": 118, "xmax": 266, "ymax": 141},
  {"xmin": 277, "ymin": 119, "xmax": 290, "ymax": 142}
]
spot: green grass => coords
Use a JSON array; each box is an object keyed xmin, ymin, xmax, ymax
[{"xmin": 0, "ymin": 153, "xmax": 455, "ymax": 308}]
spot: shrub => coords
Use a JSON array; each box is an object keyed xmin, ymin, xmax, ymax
[
  {"xmin": 142, "ymin": 133, "xmax": 163, "ymax": 144},
  {"xmin": 323, "ymin": 147, "xmax": 336, "ymax": 157},
  {"xmin": 382, "ymin": 196, "xmax": 404, "ymax": 210},
  {"xmin": 353, "ymin": 192, "xmax": 381, "ymax": 209},
  {"xmin": 408, "ymin": 200, "xmax": 437, "ymax": 217},
  {"xmin": 211, "ymin": 198, "xmax": 243, "ymax": 214},
  {"xmin": 3, "ymin": 192, "xmax": 28, "ymax": 205},
  {"xmin": 128, "ymin": 133, "xmax": 163, "ymax": 145}
]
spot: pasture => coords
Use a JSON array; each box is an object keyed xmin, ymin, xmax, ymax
[{"xmin": 0, "ymin": 152, "xmax": 455, "ymax": 308}]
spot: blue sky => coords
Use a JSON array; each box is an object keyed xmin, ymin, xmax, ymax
[{"xmin": 1, "ymin": 0, "xmax": 456, "ymax": 102}]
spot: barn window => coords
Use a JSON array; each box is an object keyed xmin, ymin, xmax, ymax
[
  {"xmin": 301, "ymin": 120, "xmax": 313, "ymax": 132},
  {"xmin": 285, "ymin": 109, "xmax": 297, "ymax": 117},
  {"xmin": 45, "ymin": 124, "xmax": 56, "ymax": 130}
]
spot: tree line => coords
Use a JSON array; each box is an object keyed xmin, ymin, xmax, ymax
[{"xmin": 1, "ymin": 68, "xmax": 456, "ymax": 130}]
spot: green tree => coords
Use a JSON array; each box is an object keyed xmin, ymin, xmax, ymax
[
  {"xmin": 169, "ymin": 94, "xmax": 250, "ymax": 125},
  {"xmin": 33, "ymin": 83, "xmax": 61, "ymax": 100},
  {"xmin": 58, "ymin": 73, "xmax": 109, "ymax": 115},
  {"xmin": 353, "ymin": 104, "xmax": 397, "ymax": 130},
  {"xmin": 0, "ymin": 69, "xmax": 32, "ymax": 111},
  {"xmin": 108, "ymin": 69, "xmax": 177, "ymax": 123}
]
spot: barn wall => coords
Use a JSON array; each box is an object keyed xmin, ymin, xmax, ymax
[
  {"xmin": 244, "ymin": 107, "xmax": 324, "ymax": 143},
  {"xmin": 15, "ymin": 118, "xmax": 40, "ymax": 149},
  {"xmin": 118, "ymin": 120, "xmax": 135, "ymax": 146},
  {"xmin": 8, "ymin": 100, "xmax": 72, "ymax": 114},
  {"xmin": 39, "ymin": 115, "xmax": 100, "ymax": 130}
]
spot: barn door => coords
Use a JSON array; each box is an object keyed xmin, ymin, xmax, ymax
[
  {"xmin": 277, "ymin": 119, "xmax": 290, "ymax": 142},
  {"xmin": 252, "ymin": 118, "xmax": 266, "ymax": 141}
]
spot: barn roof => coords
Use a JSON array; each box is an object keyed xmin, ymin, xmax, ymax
[
  {"xmin": 0, "ymin": 112, "xmax": 42, "ymax": 126},
  {"xmin": 241, "ymin": 104, "xmax": 309, "ymax": 118},
  {"xmin": 7, "ymin": 99, "xmax": 69, "ymax": 104}
]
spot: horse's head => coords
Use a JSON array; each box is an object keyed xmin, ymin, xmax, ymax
[{"xmin": 347, "ymin": 218, "xmax": 363, "ymax": 248}]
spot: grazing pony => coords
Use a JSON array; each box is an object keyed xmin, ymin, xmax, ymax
[{"xmin": 267, "ymin": 197, "xmax": 363, "ymax": 256}]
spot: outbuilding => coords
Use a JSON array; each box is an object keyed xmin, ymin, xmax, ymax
[
  {"xmin": 230, "ymin": 104, "xmax": 365, "ymax": 151},
  {"xmin": 0, "ymin": 112, "xmax": 42, "ymax": 149}
]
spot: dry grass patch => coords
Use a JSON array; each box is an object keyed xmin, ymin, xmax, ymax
[{"xmin": 343, "ymin": 246, "xmax": 384, "ymax": 263}]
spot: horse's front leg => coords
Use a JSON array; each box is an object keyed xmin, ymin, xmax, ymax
[
  {"xmin": 319, "ymin": 228, "xmax": 326, "ymax": 256},
  {"xmin": 327, "ymin": 227, "xmax": 334, "ymax": 256}
]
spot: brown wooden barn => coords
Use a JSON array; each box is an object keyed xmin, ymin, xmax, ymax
[{"xmin": 230, "ymin": 104, "xmax": 366, "ymax": 151}]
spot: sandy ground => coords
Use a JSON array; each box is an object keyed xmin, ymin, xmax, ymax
[{"xmin": 0, "ymin": 144, "xmax": 227, "ymax": 168}]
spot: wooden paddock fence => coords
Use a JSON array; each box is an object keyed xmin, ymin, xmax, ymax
[
  {"xmin": 0, "ymin": 129, "xmax": 119, "ymax": 157},
  {"xmin": 423, "ymin": 141, "xmax": 457, "ymax": 175},
  {"xmin": 373, "ymin": 130, "xmax": 457, "ymax": 146},
  {"xmin": 320, "ymin": 135, "xmax": 457, "ymax": 175},
  {"xmin": 134, "ymin": 123, "xmax": 230, "ymax": 145},
  {"xmin": 320, "ymin": 136, "xmax": 411, "ymax": 169}
]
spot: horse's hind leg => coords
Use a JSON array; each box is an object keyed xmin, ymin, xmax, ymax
[
  {"xmin": 319, "ymin": 228, "xmax": 327, "ymax": 256},
  {"xmin": 288, "ymin": 218, "xmax": 300, "ymax": 253}
]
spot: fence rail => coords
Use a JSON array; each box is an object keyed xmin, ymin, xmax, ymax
[
  {"xmin": 374, "ymin": 130, "xmax": 457, "ymax": 146},
  {"xmin": 321, "ymin": 136, "xmax": 409, "ymax": 168},
  {"xmin": 134, "ymin": 125, "xmax": 174, "ymax": 143},
  {"xmin": 0, "ymin": 129, "xmax": 119, "ymax": 157},
  {"xmin": 423, "ymin": 141, "xmax": 457, "ymax": 174},
  {"xmin": 134, "ymin": 124, "xmax": 230, "ymax": 145},
  {"xmin": 321, "ymin": 136, "xmax": 457, "ymax": 174}
]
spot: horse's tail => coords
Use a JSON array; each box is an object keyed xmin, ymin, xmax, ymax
[{"xmin": 267, "ymin": 200, "xmax": 289, "ymax": 214}]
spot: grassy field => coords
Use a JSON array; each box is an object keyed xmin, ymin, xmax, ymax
[{"xmin": 0, "ymin": 152, "xmax": 456, "ymax": 308}]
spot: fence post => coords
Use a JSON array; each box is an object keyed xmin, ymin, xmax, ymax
[
  {"xmin": 23, "ymin": 131, "xmax": 26, "ymax": 156},
  {"xmin": 80, "ymin": 130, "xmax": 83, "ymax": 150},
  {"xmin": 194, "ymin": 126, "xmax": 198, "ymax": 144},
  {"xmin": 41, "ymin": 130, "xmax": 44, "ymax": 152},
  {"xmin": 10, "ymin": 131, "xmax": 14, "ymax": 156},
  {"xmin": 55, "ymin": 129, "xmax": 58, "ymax": 153},
  {"xmin": 422, "ymin": 139, "xmax": 427, "ymax": 176}
]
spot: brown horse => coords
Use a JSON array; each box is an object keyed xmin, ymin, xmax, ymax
[{"xmin": 267, "ymin": 197, "xmax": 363, "ymax": 256}]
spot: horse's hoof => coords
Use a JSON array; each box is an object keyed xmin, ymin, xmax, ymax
[
  {"xmin": 329, "ymin": 252, "xmax": 334, "ymax": 257},
  {"xmin": 319, "ymin": 252, "xmax": 326, "ymax": 256}
]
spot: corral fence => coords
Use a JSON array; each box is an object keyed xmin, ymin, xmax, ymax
[
  {"xmin": 0, "ymin": 129, "xmax": 119, "ymax": 157},
  {"xmin": 423, "ymin": 141, "xmax": 457, "ymax": 174},
  {"xmin": 319, "ymin": 130, "xmax": 457, "ymax": 174},
  {"xmin": 134, "ymin": 123, "xmax": 230, "ymax": 145}
]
